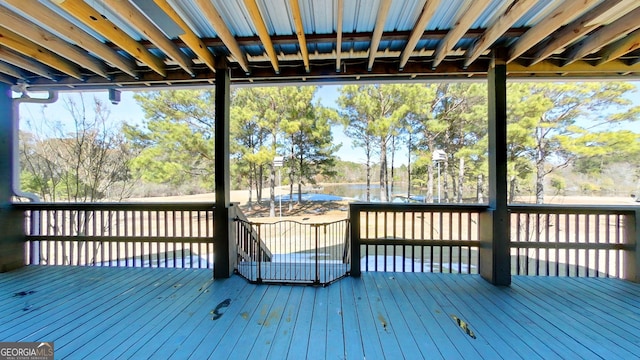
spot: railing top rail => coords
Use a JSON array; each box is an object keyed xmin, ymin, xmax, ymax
[
  {"xmin": 235, "ymin": 217, "xmax": 348, "ymax": 227},
  {"xmin": 13, "ymin": 202, "xmax": 217, "ymax": 211},
  {"xmin": 349, "ymin": 202, "xmax": 489, "ymax": 212},
  {"xmin": 508, "ymin": 204, "xmax": 638, "ymax": 214}
]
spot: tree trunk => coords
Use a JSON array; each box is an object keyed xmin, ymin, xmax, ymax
[
  {"xmin": 390, "ymin": 135, "xmax": 395, "ymax": 200},
  {"xmin": 536, "ymin": 157, "xmax": 545, "ymax": 204},
  {"xmin": 443, "ymin": 158, "xmax": 449, "ymax": 203},
  {"xmin": 477, "ymin": 174, "xmax": 484, "ymax": 203},
  {"xmin": 269, "ymin": 163, "xmax": 276, "ymax": 217},
  {"xmin": 379, "ymin": 137, "xmax": 388, "ymax": 202},
  {"xmin": 407, "ymin": 132, "xmax": 412, "ymax": 199},
  {"xmin": 257, "ymin": 165, "xmax": 263, "ymax": 203},
  {"xmin": 366, "ymin": 142, "xmax": 371, "ymax": 202},
  {"xmin": 427, "ymin": 163, "xmax": 434, "ymax": 203},
  {"xmin": 248, "ymin": 163, "xmax": 254, "ymax": 206},
  {"xmin": 458, "ymin": 157, "xmax": 464, "ymax": 203},
  {"xmin": 509, "ymin": 175, "xmax": 518, "ymax": 203}
]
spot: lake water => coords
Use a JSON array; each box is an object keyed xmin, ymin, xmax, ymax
[{"xmin": 276, "ymin": 183, "xmax": 426, "ymax": 202}]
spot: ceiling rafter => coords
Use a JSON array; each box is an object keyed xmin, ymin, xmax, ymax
[
  {"xmin": 243, "ymin": 0, "xmax": 279, "ymax": 74},
  {"xmin": 103, "ymin": 0, "xmax": 194, "ymax": 76},
  {"xmin": 193, "ymin": 0, "xmax": 249, "ymax": 74},
  {"xmin": 289, "ymin": 0, "xmax": 309, "ymax": 73},
  {"xmin": 51, "ymin": 0, "xmax": 166, "ymax": 77},
  {"xmin": 0, "ymin": 5, "xmax": 108, "ymax": 78},
  {"xmin": 0, "ymin": 27, "xmax": 83, "ymax": 79},
  {"xmin": 399, "ymin": 0, "xmax": 440, "ymax": 70},
  {"xmin": 335, "ymin": 0, "xmax": 343, "ymax": 72},
  {"xmin": 0, "ymin": 73, "xmax": 14, "ymax": 85},
  {"xmin": 368, "ymin": 0, "xmax": 392, "ymax": 71},
  {"xmin": 0, "ymin": 60, "xmax": 27, "ymax": 80},
  {"xmin": 563, "ymin": 6, "xmax": 640, "ymax": 66},
  {"xmin": 3, "ymin": 0, "xmax": 137, "ymax": 78},
  {"xmin": 509, "ymin": 59, "xmax": 640, "ymax": 74},
  {"xmin": 0, "ymin": 46, "xmax": 57, "ymax": 80},
  {"xmin": 597, "ymin": 28, "xmax": 640, "ymax": 65},
  {"xmin": 432, "ymin": 0, "xmax": 490, "ymax": 69},
  {"xmin": 152, "ymin": 0, "xmax": 215, "ymax": 73},
  {"xmin": 464, "ymin": 0, "xmax": 538, "ymax": 67},
  {"xmin": 508, "ymin": 0, "xmax": 600, "ymax": 63},
  {"xmin": 528, "ymin": 0, "xmax": 623, "ymax": 66}
]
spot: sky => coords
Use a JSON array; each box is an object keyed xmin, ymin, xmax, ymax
[{"xmin": 17, "ymin": 81, "xmax": 640, "ymax": 165}]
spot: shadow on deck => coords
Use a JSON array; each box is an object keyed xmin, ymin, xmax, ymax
[{"xmin": 1, "ymin": 266, "xmax": 639, "ymax": 359}]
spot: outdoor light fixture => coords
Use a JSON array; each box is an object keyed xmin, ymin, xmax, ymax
[{"xmin": 108, "ymin": 89, "xmax": 121, "ymax": 105}]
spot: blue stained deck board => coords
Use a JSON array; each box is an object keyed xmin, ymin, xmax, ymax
[
  {"xmin": 524, "ymin": 281, "xmax": 640, "ymax": 357},
  {"xmin": 46, "ymin": 269, "xmax": 202, "ymax": 358},
  {"xmin": 285, "ymin": 286, "xmax": 316, "ymax": 358},
  {"xmin": 368, "ymin": 272, "xmax": 425, "ymax": 359},
  {"xmin": 306, "ymin": 286, "xmax": 329, "ymax": 360},
  {"xmin": 1, "ymin": 266, "xmax": 640, "ymax": 359},
  {"xmin": 183, "ymin": 284, "xmax": 268, "ymax": 359},
  {"xmin": 246, "ymin": 286, "xmax": 302, "ymax": 359},
  {"xmin": 324, "ymin": 281, "xmax": 346, "ymax": 359},
  {"xmin": 511, "ymin": 278, "xmax": 633, "ymax": 359},
  {"xmin": 339, "ymin": 277, "xmax": 365, "ymax": 359},
  {"xmin": 254, "ymin": 285, "xmax": 304, "ymax": 359},
  {"xmin": 457, "ymin": 275, "xmax": 583, "ymax": 359}
]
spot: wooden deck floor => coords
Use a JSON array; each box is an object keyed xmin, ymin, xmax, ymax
[{"xmin": 1, "ymin": 266, "xmax": 639, "ymax": 359}]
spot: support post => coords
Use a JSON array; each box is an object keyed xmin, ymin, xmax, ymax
[
  {"xmin": 214, "ymin": 60, "xmax": 234, "ymax": 279},
  {"xmin": 480, "ymin": 50, "xmax": 511, "ymax": 286},
  {"xmin": 624, "ymin": 209, "xmax": 640, "ymax": 282},
  {"xmin": 0, "ymin": 83, "xmax": 24, "ymax": 271},
  {"xmin": 349, "ymin": 203, "xmax": 361, "ymax": 277}
]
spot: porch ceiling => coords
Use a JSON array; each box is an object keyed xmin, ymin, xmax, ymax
[{"xmin": 1, "ymin": 0, "xmax": 640, "ymax": 91}]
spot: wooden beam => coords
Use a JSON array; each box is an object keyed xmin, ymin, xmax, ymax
[
  {"xmin": 0, "ymin": 5, "xmax": 108, "ymax": 78},
  {"xmin": 528, "ymin": 0, "xmax": 624, "ymax": 66},
  {"xmin": 289, "ymin": 0, "xmax": 309, "ymax": 73},
  {"xmin": 564, "ymin": 6, "xmax": 640, "ymax": 65},
  {"xmin": 3, "ymin": 0, "xmax": 136, "ymax": 78},
  {"xmin": 508, "ymin": 0, "xmax": 600, "ymax": 62},
  {"xmin": 399, "ymin": 0, "xmax": 440, "ymax": 70},
  {"xmin": 435, "ymin": 0, "xmax": 491, "ymax": 69},
  {"xmin": 214, "ymin": 59, "xmax": 231, "ymax": 279},
  {"xmin": 597, "ymin": 28, "xmax": 640, "ymax": 65},
  {"xmin": 0, "ymin": 73, "xmax": 14, "ymax": 85},
  {"xmin": 152, "ymin": 0, "xmax": 215, "ymax": 72},
  {"xmin": 103, "ymin": 0, "xmax": 193, "ymax": 75},
  {"xmin": 464, "ymin": 0, "xmax": 538, "ymax": 68},
  {"xmin": 52, "ymin": 0, "xmax": 166, "ymax": 76},
  {"xmin": 193, "ymin": 0, "xmax": 250, "ymax": 74},
  {"xmin": 0, "ymin": 61, "xmax": 27, "ymax": 80},
  {"xmin": 336, "ymin": 0, "xmax": 343, "ymax": 72},
  {"xmin": 243, "ymin": 0, "xmax": 279, "ymax": 73},
  {"xmin": 0, "ymin": 47, "xmax": 57, "ymax": 80},
  {"xmin": 368, "ymin": 0, "xmax": 392, "ymax": 71},
  {"xmin": 509, "ymin": 59, "xmax": 640, "ymax": 74},
  {"xmin": 0, "ymin": 27, "xmax": 83, "ymax": 79}
]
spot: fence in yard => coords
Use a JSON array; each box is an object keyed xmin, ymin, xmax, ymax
[
  {"xmin": 234, "ymin": 218, "xmax": 349, "ymax": 285},
  {"xmin": 16, "ymin": 203, "xmax": 216, "ymax": 269}
]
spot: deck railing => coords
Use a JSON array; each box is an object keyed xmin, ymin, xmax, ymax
[
  {"xmin": 350, "ymin": 202, "xmax": 639, "ymax": 280},
  {"xmin": 510, "ymin": 205, "xmax": 637, "ymax": 278},
  {"xmin": 15, "ymin": 203, "xmax": 216, "ymax": 269},
  {"xmin": 349, "ymin": 203, "xmax": 487, "ymax": 275},
  {"xmin": 235, "ymin": 218, "xmax": 349, "ymax": 285}
]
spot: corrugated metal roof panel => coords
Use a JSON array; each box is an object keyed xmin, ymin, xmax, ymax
[
  {"xmin": 256, "ymin": 0, "xmax": 293, "ymax": 35},
  {"xmin": 386, "ymin": 0, "xmax": 425, "ymax": 31},
  {"xmin": 167, "ymin": 0, "xmax": 217, "ymax": 38},
  {"xmin": 213, "ymin": 0, "xmax": 256, "ymax": 37},
  {"xmin": 428, "ymin": 0, "xmax": 470, "ymax": 30},
  {"xmin": 300, "ymin": 0, "xmax": 337, "ymax": 34},
  {"xmin": 343, "ymin": 0, "xmax": 380, "ymax": 33}
]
